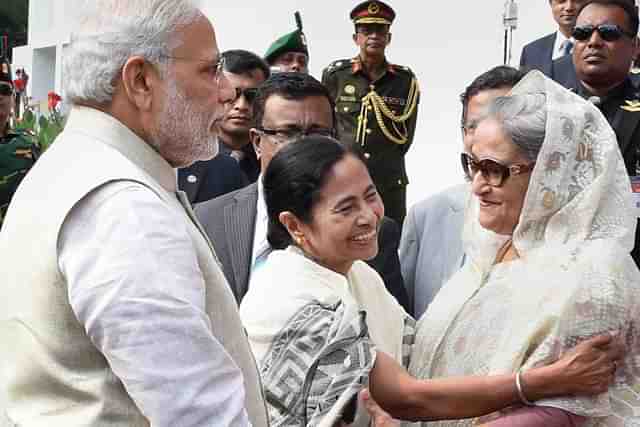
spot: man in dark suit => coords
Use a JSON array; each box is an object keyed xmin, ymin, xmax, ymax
[
  {"xmin": 195, "ymin": 73, "xmax": 410, "ymax": 313},
  {"xmin": 520, "ymin": 0, "xmax": 585, "ymax": 77},
  {"xmin": 552, "ymin": 0, "xmax": 640, "ymax": 266},
  {"xmin": 177, "ymin": 155, "xmax": 247, "ymax": 204},
  {"xmin": 178, "ymin": 50, "xmax": 269, "ymax": 204}
]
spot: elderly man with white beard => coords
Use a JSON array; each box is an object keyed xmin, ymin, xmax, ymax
[{"xmin": 0, "ymin": 1, "xmax": 269, "ymax": 426}]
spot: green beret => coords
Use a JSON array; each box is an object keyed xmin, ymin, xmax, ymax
[{"xmin": 264, "ymin": 12, "xmax": 309, "ymax": 64}]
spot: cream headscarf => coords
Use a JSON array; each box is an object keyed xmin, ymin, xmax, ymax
[{"xmin": 409, "ymin": 71, "xmax": 640, "ymax": 426}]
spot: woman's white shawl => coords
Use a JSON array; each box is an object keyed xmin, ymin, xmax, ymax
[
  {"xmin": 241, "ymin": 246, "xmax": 410, "ymax": 427},
  {"xmin": 409, "ymin": 71, "xmax": 640, "ymax": 426}
]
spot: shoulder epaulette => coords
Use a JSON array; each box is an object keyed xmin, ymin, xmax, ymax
[
  {"xmin": 391, "ymin": 64, "xmax": 415, "ymax": 77},
  {"xmin": 323, "ymin": 59, "xmax": 352, "ymax": 74},
  {"xmin": 621, "ymin": 99, "xmax": 640, "ymax": 112}
]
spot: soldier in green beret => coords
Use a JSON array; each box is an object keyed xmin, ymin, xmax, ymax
[
  {"xmin": 264, "ymin": 12, "xmax": 309, "ymax": 74},
  {"xmin": 322, "ymin": 0, "xmax": 420, "ymax": 226},
  {"xmin": 0, "ymin": 58, "xmax": 39, "ymax": 229}
]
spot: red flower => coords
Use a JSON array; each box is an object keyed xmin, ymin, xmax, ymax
[{"xmin": 48, "ymin": 91, "xmax": 62, "ymax": 111}]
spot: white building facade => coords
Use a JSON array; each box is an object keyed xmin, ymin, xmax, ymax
[{"xmin": 12, "ymin": 0, "xmax": 82, "ymax": 106}]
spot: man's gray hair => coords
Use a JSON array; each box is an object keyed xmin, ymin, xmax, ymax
[
  {"xmin": 486, "ymin": 93, "xmax": 547, "ymax": 162},
  {"xmin": 64, "ymin": 0, "xmax": 201, "ymax": 105}
]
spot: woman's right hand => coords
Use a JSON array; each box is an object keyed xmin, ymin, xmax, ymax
[{"xmin": 535, "ymin": 333, "xmax": 625, "ymax": 396}]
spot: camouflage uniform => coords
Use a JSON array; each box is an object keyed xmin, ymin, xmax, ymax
[{"xmin": 0, "ymin": 129, "xmax": 39, "ymax": 228}]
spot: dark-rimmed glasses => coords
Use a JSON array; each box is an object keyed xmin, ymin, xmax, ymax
[
  {"xmin": 461, "ymin": 152, "xmax": 535, "ymax": 187},
  {"xmin": 255, "ymin": 127, "xmax": 335, "ymax": 145},
  {"xmin": 572, "ymin": 24, "xmax": 635, "ymax": 42}
]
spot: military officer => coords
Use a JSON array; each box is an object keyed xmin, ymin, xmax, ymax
[
  {"xmin": 322, "ymin": 0, "xmax": 420, "ymax": 226},
  {"xmin": 264, "ymin": 12, "xmax": 309, "ymax": 74},
  {"xmin": 0, "ymin": 58, "xmax": 39, "ymax": 229}
]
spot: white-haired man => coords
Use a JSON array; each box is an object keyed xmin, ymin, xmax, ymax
[{"xmin": 0, "ymin": 1, "xmax": 268, "ymax": 426}]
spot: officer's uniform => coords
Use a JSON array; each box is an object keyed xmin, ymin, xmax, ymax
[
  {"xmin": 322, "ymin": 1, "xmax": 420, "ymax": 225},
  {"xmin": 0, "ymin": 59, "xmax": 39, "ymax": 229},
  {"xmin": 264, "ymin": 12, "xmax": 309, "ymax": 69}
]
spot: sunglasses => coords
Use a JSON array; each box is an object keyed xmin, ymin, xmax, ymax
[
  {"xmin": 460, "ymin": 152, "xmax": 535, "ymax": 187},
  {"xmin": 572, "ymin": 24, "xmax": 635, "ymax": 42},
  {"xmin": 232, "ymin": 87, "xmax": 258, "ymax": 104}
]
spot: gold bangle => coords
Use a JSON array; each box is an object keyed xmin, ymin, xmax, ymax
[{"xmin": 516, "ymin": 368, "xmax": 535, "ymax": 406}]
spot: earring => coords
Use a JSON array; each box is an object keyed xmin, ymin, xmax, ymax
[{"xmin": 295, "ymin": 235, "xmax": 305, "ymax": 246}]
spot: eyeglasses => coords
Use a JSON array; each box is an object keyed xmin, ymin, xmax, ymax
[
  {"xmin": 0, "ymin": 82, "xmax": 13, "ymax": 96},
  {"xmin": 255, "ymin": 127, "xmax": 335, "ymax": 145},
  {"xmin": 572, "ymin": 24, "xmax": 635, "ymax": 42},
  {"xmin": 460, "ymin": 152, "xmax": 535, "ymax": 187},
  {"xmin": 232, "ymin": 87, "xmax": 258, "ymax": 104},
  {"xmin": 159, "ymin": 54, "xmax": 226, "ymax": 86}
]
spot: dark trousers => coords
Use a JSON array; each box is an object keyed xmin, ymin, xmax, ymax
[
  {"xmin": 14, "ymin": 93, "xmax": 21, "ymax": 118},
  {"xmin": 378, "ymin": 184, "xmax": 406, "ymax": 229}
]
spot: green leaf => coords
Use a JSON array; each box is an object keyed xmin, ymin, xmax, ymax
[{"xmin": 38, "ymin": 115, "xmax": 49, "ymax": 131}]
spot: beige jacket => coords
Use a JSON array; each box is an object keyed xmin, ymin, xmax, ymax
[{"xmin": 0, "ymin": 106, "xmax": 268, "ymax": 426}]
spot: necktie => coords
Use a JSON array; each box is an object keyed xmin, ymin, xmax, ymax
[{"xmin": 563, "ymin": 40, "xmax": 574, "ymax": 57}]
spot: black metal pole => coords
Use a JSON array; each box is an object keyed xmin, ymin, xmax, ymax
[{"xmin": 503, "ymin": 29, "xmax": 509, "ymax": 65}]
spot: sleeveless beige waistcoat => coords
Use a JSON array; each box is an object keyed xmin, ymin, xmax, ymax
[{"xmin": 0, "ymin": 107, "xmax": 268, "ymax": 426}]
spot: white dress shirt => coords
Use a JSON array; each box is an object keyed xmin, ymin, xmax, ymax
[
  {"xmin": 58, "ymin": 180, "xmax": 250, "ymax": 427},
  {"xmin": 251, "ymin": 177, "xmax": 269, "ymax": 270},
  {"xmin": 552, "ymin": 30, "xmax": 573, "ymax": 60}
]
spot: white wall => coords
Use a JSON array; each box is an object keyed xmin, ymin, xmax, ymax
[
  {"xmin": 205, "ymin": 1, "xmax": 556, "ymax": 206},
  {"xmin": 13, "ymin": 0, "xmax": 557, "ymax": 204},
  {"xmin": 31, "ymin": 46, "xmax": 56, "ymax": 102}
]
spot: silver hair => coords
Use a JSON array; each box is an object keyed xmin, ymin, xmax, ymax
[
  {"xmin": 485, "ymin": 93, "xmax": 547, "ymax": 162},
  {"xmin": 63, "ymin": 0, "xmax": 201, "ymax": 105}
]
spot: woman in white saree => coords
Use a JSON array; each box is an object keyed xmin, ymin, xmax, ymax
[
  {"xmin": 240, "ymin": 134, "xmax": 624, "ymax": 427},
  {"xmin": 409, "ymin": 71, "xmax": 640, "ymax": 426}
]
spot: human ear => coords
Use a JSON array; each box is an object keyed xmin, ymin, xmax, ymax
[
  {"xmin": 250, "ymin": 128, "xmax": 262, "ymax": 159},
  {"xmin": 279, "ymin": 211, "xmax": 306, "ymax": 245},
  {"xmin": 120, "ymin": 56, "xmax": 158, "ymax": 112}
]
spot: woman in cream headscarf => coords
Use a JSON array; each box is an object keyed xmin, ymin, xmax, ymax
[
  {"xmin": 240, "ymin": 134, "xmax": 623, "ymax": 427},
  {"xmin": 409, "ymin": 71, "xmax": 640, "ymax": 426}
]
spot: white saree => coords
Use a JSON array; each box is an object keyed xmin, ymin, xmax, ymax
[
  {"xmin": 408, "ymin": 72, "xmax": 640, "ymax": 427},
  {"xmin": 240, "ymin": 246, "xmax": 412, "ymax": 427}
]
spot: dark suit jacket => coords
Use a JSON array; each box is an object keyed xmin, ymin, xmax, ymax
[
  {"xmin": 178, "ymin": 155, "xmax": 248, "ymax": 204},
  {"xmin": 520, "ymin": 33, "xmax": 557, "ymax": 78},
  {"xmin": 550, "ymin": 55, "xmax": 579, "ymax": 89},
  {"xmin": 195, "ymin": 182, "xmax": 410, "ymax": 313}
]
